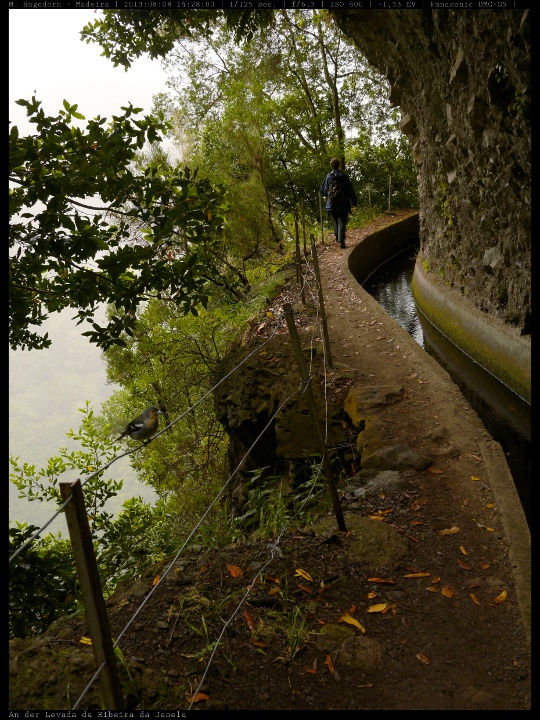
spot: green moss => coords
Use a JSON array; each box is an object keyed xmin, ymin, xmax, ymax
[
  {"xmin": 412, "ymin": 268, "xmax": 531, "ymax": 404},
  {"xmin": 497, "ymin": 287, "xmax": 508, "ymax": 306}
]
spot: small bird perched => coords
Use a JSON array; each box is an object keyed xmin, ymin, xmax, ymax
[{"xmin": 113, "ymin": 406, "xmax": 163, "ymax": 444}]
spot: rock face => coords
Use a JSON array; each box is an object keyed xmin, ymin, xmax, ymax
[
  {"xmin": 213, "ymin": 333, "xmax": 347, "ymax": 504},
  {"xmin": 332, "ymin": 9, "xmax": 531, "ymax": 333}
]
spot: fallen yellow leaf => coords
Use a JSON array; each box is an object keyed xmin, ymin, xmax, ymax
[
  {"xmin": 428, "ymin": 467, "xmax": 443, "ymax": 474},
  {"xmin": 470, "ymin": 593, "xmax": 481, "ymax": 605},
  {"xmin": 426, "ymin": 586, "xmax": 439, "ymax": 593},
  {"xmin": 243, "ymin": 610, "xmax": 255, "ymax": 632},
  {"xmin": 338, "ymin": 610, "xmax": 366, "ymax": 634},
  {"xmin": 438, "ymin": 526, "xmax": 460, "ymax": 536},
  {"xmin": 152, "ymin": 574, "xmax": 160, "ymax": 586},
  {"xmin": 430, "ymin": 575, "xmax": 441, "ymax": 584},
  {"xmin": 268, "ymin": 586, "xmax": 281, "ymax": 596},
  {"xmin": 441, "ymin": 585, "xmax": 456, "ymax": 598},
  {"xmin": 369, "ymin": 515, "xmax": 386, "ymax": 521},
  {"xmin": 367, "ymin": 603, "xmax": 389, "ymax": 613},
  {"xmin": 79, "ymin": 637, "xmax": 92, "ymax": 646},
  {"xmin": 403, "ymin": 572, "xmax": 431, "ymax": 578},
  {"xmin": 326, "ymin": 654, "xmax": 335, "ymax": 676},
  {"xmin": 227, "ymin": 563, "xmax": 244, "ymax": 577},
  {"xmin": 416, "ymin": 652, "xmax": 431, "ymax": 664},
  {"xmin": 495, "ymin": 590, "xmax": 508, "ymax": 604},
  {"xmin": 471, "ymin": 475, "xmax": 481, "ymax": 481},
  {"xmin": 367, "ymin": 603, "xmax": 395, "ymax": 614},
  {"xmin": 295, "ymin": 568, "xmax": 314, "ymax": 582},
  {"xmin": 187, "ymin": 692, "xmax": 209, "ymax": 703},
  {"xmin": 459, "ymin": 546, "xmax": 468, "ymax": 555},
  {"xmin": 367, "ymin": 577, "xmax": 395, "ymax": 584}
]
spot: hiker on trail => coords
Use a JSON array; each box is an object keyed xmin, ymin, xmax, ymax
[{"xmin": 320, "ymin": 157, "xmax": 358, "ymax": 248}]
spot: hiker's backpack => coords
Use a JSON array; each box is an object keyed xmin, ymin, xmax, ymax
[{"xmin": 327, "ymin": 172, "xmax": 347, "ymax": 206}]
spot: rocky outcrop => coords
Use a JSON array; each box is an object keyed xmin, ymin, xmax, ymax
[
  {"xmin": 213, "ymin": 332, "xmax": 349, "ymax": 503},
  {"xmin": 332, "ymin": 9, "xmax": 531, "ymax": 333}
]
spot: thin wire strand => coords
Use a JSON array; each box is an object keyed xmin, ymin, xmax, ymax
[
  {"xmin": 188, "ymin": 274, "xmax": 333, "ymax": 708},
  {"xmin": 9, "ymin": 325, "xmax": 282, "ymax": 563},
  {"xmin": 188, "ymin": 444, "xmax": 328, "ymax": 709},
  {"xmin": 71, "ymin": 383, "xmax": 304, "ymax": 711},
  {"xmin": 16, "ymin": 262, "xmax": 335, "ymax": 710}
]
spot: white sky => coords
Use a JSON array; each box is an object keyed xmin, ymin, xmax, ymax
[
  {"xmin": 9, "ymin": 9, "xmax": 169, "ymax": 134},
  {"xmin": 9, "ymin": 9, "xmax": 166, "ymax": 528}
]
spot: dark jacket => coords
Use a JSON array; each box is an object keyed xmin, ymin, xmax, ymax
[{"xmin": 320, "ymin": 170, "xmax": 358, "ymax": 213}]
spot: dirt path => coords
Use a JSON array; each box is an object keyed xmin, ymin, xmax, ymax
[{"xmin": 313, "ymin": 212, "xmax": 531, "ymax": 706}]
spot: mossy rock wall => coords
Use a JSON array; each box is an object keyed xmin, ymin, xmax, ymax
[
  {"xmin": 333, "ymin": 9, "xmax": 530, "ymax": 334},
  {"xmin": 411, "ymin": 259, "xmax": 530, "ymax": 404}
]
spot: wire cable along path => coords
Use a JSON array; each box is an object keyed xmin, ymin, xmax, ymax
[{"xmin": 9, "ymin": 235, "xmax": 349, "ymax": 711}]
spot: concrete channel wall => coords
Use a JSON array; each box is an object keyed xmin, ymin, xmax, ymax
[
  {"xmin": 411, "ymin": 263, "xmax": 531, "ymax": 406},
  {"xmin": 348, "ymin": 212, "xmax": 420, "ymax": 285},
  {"xmin": 347, "ymin": 211, "xmax": 531, "ymax": 406}
]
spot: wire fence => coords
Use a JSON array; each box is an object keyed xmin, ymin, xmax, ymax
[{"xmin": 9, "ymin": 233, "xmax": 344, "ymax": 711}]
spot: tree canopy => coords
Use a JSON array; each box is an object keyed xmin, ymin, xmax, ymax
[
  {"xmin": 9, "ymin": 98, "xmax": 228, "ymax": 351},
  {"xmin": 79, "ymin": 8, "xmax": 274, "ymax": 69}
]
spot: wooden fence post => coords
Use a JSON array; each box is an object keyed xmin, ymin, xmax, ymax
[
  {"xmin": 294, "ymin": 210, "xmax": 306, "ymax": 304},
  {"xmin": 310, "ymin": 234, "xmax": 333, "ymax": 369},
  {"xmin": 283, "ymin": 304, "xmax": 346, "ymax": 532},
  {"xmin": 60, "ymin": 479, "xmax": 125, "ymax": 710},
  {"xmin": 319, "ymin": 193, "xmax": 325, "ymax": 245}
]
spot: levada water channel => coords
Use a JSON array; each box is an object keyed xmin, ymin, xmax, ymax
[{"xmin": 360, "ymin": 242, "xmax": 531, "ymax": 528}]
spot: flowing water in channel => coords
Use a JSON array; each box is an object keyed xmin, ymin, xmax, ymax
[{"xmin": 361, "ymin": 245, "xmax": 531, "ymax": 528}]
